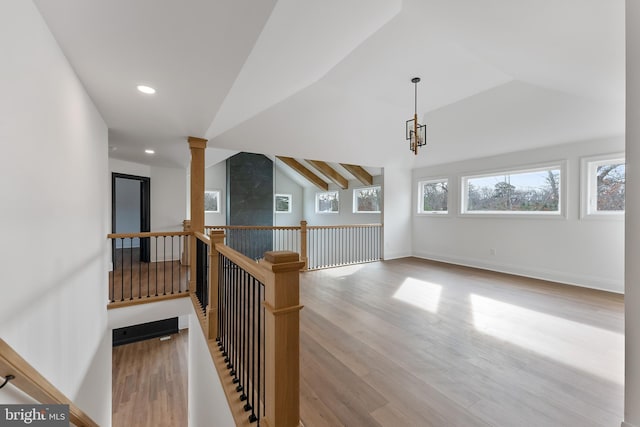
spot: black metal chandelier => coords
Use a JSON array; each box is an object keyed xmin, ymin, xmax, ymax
[{"xmin": 405, "ymin": 77, "xmax": 427, "ymax": 155}]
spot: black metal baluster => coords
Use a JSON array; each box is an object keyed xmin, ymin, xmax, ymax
[
  {"xmin": 243, "ymin": 272, "xmax": 250, "ymax": 402},
  {"xmin": 155, "ymin": 236, "xmax": 159, "ymax": 296},
  {"xmin": 178, "ymin": 235, "xmax": 182, "ymax": 293},
  {"xmin": 110, "ymin": 241, "xmax": 115, "ymax": 302},
  {"xmin": 223, "ymin": 258, "xmax": 230, "ymax": 365},
  {"xmin": 258, "ymin": 285, "xmax": 267, "ymax": 426},
  {"xmin": 234, "ymin": 262, "xmax": 240, "ymax": 380},
  {"xmin": 237, "ymin": 270, "xmax": 245, "ymax": 398},
  {"xmin": 218, "ymin": 255, "xmax": 223, "ymax": 342},
  {"xmin": 229, "ymin": 261, "xmax": 236, "ymax": 374},
  {"xmin": 222, "ymin": 257, "xmax": 231, "ymax": 363},
  {"xmin": 163, "ymin": 236, "xmax": 166, "ymax": 295},
  {"xmin": 138, "ymin": 236, "xmax": 142, "ymax": 299},
  {"xmin": 204, "ymin": 243, "xmax": 209, "ymax": 312},
  {"xmin": 257, "ymin": 283, "xmax": 262, "ymax": 425},
  {"xmin": 129, "ymin": 238, "xmax": 133, "ymax": 300},
  {"xmin": 171, "ymin": 236, "xmax": 175, "ymax": 294},
  {"xmin": 223, "ymin": 258, "xmax": 229, "ymax": 356},
  {"xmin": 248, "ymin": 275, "xmax": 257, "ymax": 422}
]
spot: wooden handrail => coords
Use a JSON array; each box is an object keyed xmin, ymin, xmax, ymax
[
  {"xmin": 307, "ymin": 223, "xmax": 382, "ymax": 229},
  {"xmin": 107, "ymin": 231, "xmax": 190, "ymax": 239},
  {"xmin": 215, "ymin": 242, "xmax": 268, "ymax": 284},
  {"xmin": 0, "ymin": 339, "xmax": 99, "ymax": 427},
  {"xmin": 206, "ymin": 225, "xmax": 302, "ymax": 231},
  {"xmin": 193, "ymin": 231, "xmax": 210, "ymax": 243},
  {"xmin": 205, "ymin": 223, "xmax": 382, "ymax": 230}
]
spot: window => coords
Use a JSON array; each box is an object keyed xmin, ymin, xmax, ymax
[
  {"xmin": 353, "ymin": 186, "xmax": 381, "ymax": 213},
  {"xmin": 418, "ymin": 179, "xmax": 448, "ymax": 214},
  {"xmin": 462, "ymin": 164, "xmax": 562, "ymax": 215},
  {"xmin": 204, "ymin": 190, "xmax": 221, "ymax": 213},
  {"xmin": 315, "ymin": 191, "xmax": 339, "ymax": 213},
  {"xmin": 274, "ymin": 194, "xmax": 292, "ymax": 213},
  {"xmin": 581, "ymin": 154, "xmax": 625, "ymax": 218}
]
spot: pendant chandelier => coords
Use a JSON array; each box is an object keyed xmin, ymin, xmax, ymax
[{"xmin": 405, "ymin": 77, "xmax": 427, "ymax": 155}]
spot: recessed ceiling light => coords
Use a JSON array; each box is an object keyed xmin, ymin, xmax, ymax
[
  {"xmin": 145, "ymin": 149, "xmax": 155, "ymax": 154},
  {"xmin": 137, "ymin": 85, "xmax": 156, "ymax": 94}
]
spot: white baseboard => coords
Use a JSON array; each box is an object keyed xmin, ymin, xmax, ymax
[
  {"xmin": 413, "ymin": 251, "xmax": 623, "ymax": 294},
  {"xmin": 382, "ymin": 250, "xmax": 412, "ymax": 260}
]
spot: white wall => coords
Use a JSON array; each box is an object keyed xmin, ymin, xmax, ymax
[
  {"xmin": 151, "ymin": 166, "xmax": 188, "ymax": 231},
  {"xmin": 110, "ymin": 159, "xmax": 187, "ymax": 232},
  {"xmin": 625, "ymin": 2, "xmax": 640, "ymax": 426},
  {"xmin": 205, "ymin": 161, "xmax": 227, "ymax": 226},
  {"xmin": 274, "ymin": 167, "xmax": 303, "ymax": 226},
  {"xmin": 382, "ymin": 167, "xmax": 413, "ymax": 259},
  {"xmin": 110, "ymin": 158, "xmax": 151, "ymax": 178},
  {"xmin": 0, "ymin": 1, "xmax": 110, "ymax": 424},
  {"xmin": 107, "ymin": 298, "xmax": 192, "ymax": 331},
  {"xmin": 412, "ymin": 137, "xmax": 625, "ymax": 293},
  {"xmin": 302, "ymin": 176, "xmax": 383, "ymax": 226},
  {"xmin": 150, "ymin": 166, "xmax": 188, "ymax": 261},
  {"xmin": 109, "ymin": 159, "xmax": 187, "ymax": 261},
  {"xmin": 188, "ymin": 314, "xmax": 235, "ymax": 427}
]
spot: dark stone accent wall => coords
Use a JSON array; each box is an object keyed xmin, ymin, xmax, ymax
[{"xmin": 226, "ymin": 153, "xmax": 273, "ymax": 258}]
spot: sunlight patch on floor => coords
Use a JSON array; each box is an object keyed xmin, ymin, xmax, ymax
[
  {"xmin": 470, "ymin": 294, "xmax": 624, "ymax": 385},
  {"xmin": 392, "ymin": 277, "xmax": 442, "ymax": 313}
]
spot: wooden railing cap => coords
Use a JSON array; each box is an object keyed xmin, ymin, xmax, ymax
[{"xmin": 264, "ymin": 251, "xmax": 299, "ymax": 264}]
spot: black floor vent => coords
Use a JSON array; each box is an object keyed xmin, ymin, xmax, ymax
[{"xmin": 112, "ymin": 317, "xmax": 178, "ymax": 347}]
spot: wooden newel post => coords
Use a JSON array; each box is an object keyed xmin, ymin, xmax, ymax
[
  {"xmin": 207, "ymin": 230, "xmax": 225, "ymax": 340},
  {"xmin": 260, "ymin": 251, "xmax": 305, "ymax": 427},
  {"xmin": 300, "ymin": 220, "xmax": 308, "ymax": 270},
  {"xmin": 188, "ymin": 136, "xmax": 207, "ymax": 294}
]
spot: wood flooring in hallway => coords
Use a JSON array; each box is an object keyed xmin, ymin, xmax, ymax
[
  {"xmin": 112, "ymin": 330, "xmax": 188, "ymax": 427},
  {"xmin": 298, "ymin": 258, "xmax": 624, "ymax": 427}
]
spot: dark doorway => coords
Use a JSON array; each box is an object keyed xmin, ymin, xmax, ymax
[{"xmin": 112, "ymin": 173, "xmax": 151, "ymax": 262}]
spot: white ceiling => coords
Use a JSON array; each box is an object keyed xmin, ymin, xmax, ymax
[{"xmin": 34, "ymin": 0, "xmax": 625, "ymax": 173}]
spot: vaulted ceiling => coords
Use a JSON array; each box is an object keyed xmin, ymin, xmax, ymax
[{"xmin": 34, "ymin": 0, "xmax": 625, "ymax": 172}]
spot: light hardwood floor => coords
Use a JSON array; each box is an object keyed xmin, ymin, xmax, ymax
[
  {"xmin": 299, "ymin": 258, "xmax": 624, "ymax": 427},
  {"xmin": 112, "ymin": 330, "xmax": 188, "ymax": 427},
  {"xmin": 111, "ymin": 258, "xmax": 623, "ymax": 426}
]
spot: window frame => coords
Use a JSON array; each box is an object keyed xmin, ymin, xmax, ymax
[
  {"xmin": 352, "ymin": 185, "xmax": 382, "ymax": 214},
  {"xmin": 417, "ymin": 178, "xmax": 449, "ymax": 215},
  {"xmin": 274, "ymin": 193, "xmax": 292, "ymax": 214},
  {"xmin": 460, "ymin": 161, "xmax": 566, "ymax": 218},
  {"xmin": 580, "ymin": 153, "xmax": 625, "ymax": 219},
  {"xmin": 315, "ymin": 190, "xmax": 340, "ymax": 214}
]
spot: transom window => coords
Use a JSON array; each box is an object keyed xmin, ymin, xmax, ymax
[
  {"xmin": 462, "ymin": 164, "xmax": 562, "ymax": 215},
  {"xmin": 418, "ymin": 179, "xmax": 448, "ymax": 214}
]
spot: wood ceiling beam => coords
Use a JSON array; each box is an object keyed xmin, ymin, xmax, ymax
[
  {"xmin": 340, "ymin": 163, "xmax": 373, "ymax": 186},
  {"xmin": 277, "ymin": 156, "xmax": 328, "ymax": 191},
  {"xmin": 307, "ymin": 160, "xmax": 348, "ymax": 189}
]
